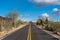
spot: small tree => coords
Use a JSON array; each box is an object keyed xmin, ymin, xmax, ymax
[
  {"xmin": 45, "ymin": 17, "xmax": 48, "ymax": 24},
  {"xmin": 6, "ymin": 9, "xmax": 19, "ymax": 27}
]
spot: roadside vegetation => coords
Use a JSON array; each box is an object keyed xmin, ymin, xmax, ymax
[
  {"xmin": 36, "ymin": 17, "xmax": 60, "ymax": 35},
  {"xmin": 0, "ymin": 9, "xmax": 27, "ymax": 35}
]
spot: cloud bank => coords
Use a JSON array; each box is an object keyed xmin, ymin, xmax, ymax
[
  {"xmin": 29, "ymin": 0, "xmax": 60, "ymax": 7},
  {"xmin": 30, "ymin": 0, "xmax": 60, "ymax": 4}
]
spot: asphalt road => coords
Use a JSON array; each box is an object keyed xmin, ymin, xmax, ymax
[{"xmin": 2, "ymin": 24, "xmax": 59, "ymax": 40}]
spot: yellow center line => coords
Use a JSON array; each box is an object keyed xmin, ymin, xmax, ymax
[{"xmin": 27, "ymin": 25, "xmax": 31, "ymax": 40}]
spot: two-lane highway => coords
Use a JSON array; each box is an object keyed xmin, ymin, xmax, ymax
[{"xmin": 2, "ymin": 24, "xmax": 59, "ymax": 40}]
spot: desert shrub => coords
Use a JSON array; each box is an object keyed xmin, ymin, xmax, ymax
[
  {"xmin": 36, "ymin": 22, "xmax": 41, "ymax": 25},
  {"xmin": 45, "ymin": 24, "xmax": 56, "ymax": 31},
  {"xmin": 45, "ymin": 25, "xmax": 49, "ymax": 30}
]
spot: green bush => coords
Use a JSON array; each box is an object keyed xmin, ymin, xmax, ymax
[{"xmin": 36, "ymin": 22, "xmax": 40, "ymax": 25}]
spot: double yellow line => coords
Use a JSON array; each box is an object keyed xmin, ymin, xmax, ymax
[{"xmin": 27, "ymin": 25, "xmax": 31, "ymax": 40}]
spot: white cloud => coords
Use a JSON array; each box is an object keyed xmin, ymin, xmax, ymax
[
  {"xmin": 33, "ymin": 0, "xmax": 56, "ymax": 3},
  {"xmin": 29, "ymin": 0, "xmax": 60, "ymax": 5},
  {"xmin": 53, "ymin": 8, "xmax": 58, "ymax": 12},
  {"xmin": 41, "ymin": 13, "xmax": 49, "ymax": 18},
  {"xmin": 52, "ymin": 8, "xmax": 60, "ymax": 15}
]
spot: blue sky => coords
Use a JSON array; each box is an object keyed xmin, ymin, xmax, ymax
[{"xmin": 0, "ymin": 0, "xmax": 60, "ymax": 21}]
